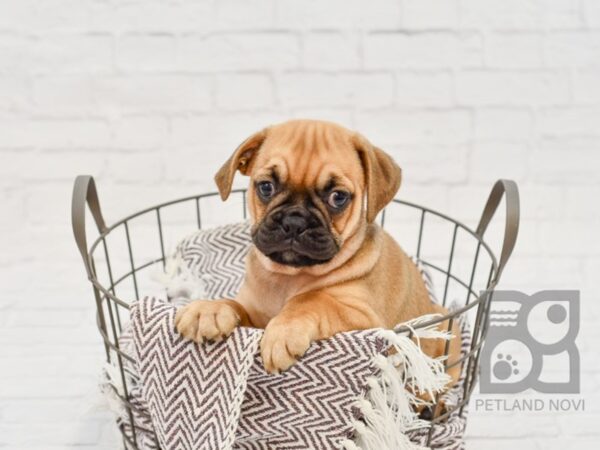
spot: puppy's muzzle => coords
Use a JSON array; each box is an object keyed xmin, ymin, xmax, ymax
[{"xmin": 253, "ymin": 206, "xmax": 339, "ymax": 267}]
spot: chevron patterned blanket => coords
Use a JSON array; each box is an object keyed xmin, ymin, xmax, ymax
[{"xmin": 103, "ymin": 223, "xmax": 469, "ymax": 450}]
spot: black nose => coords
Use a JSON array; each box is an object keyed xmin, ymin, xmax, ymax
[{"xmin": 280, "ymin": 208, "xmax": 310, "ymax": 236}]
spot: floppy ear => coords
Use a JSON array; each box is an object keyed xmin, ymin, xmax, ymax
[
  {"xmin": 353, "ymin": 134, "xmax": 402, "ymax": 223},
  {"xmin": 214, "ymin": 129, "xmax": 268, "ymax": 201}
]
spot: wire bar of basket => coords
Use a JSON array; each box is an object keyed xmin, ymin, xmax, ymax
[
  {"xmin": 442, "ymin": 224, "xmax": 459, "ymax": 307},
  {"xmin": 124, "ymin": 221, "xmax": 140, "ymax": 301},
  {"xmin": 156, "ymin": 208, "xmax": 166, "ymax": 270}
]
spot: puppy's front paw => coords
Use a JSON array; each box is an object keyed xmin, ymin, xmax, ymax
[
  {"xmin": 175, "ymin": 300, "xmax": 240, "ymax": 343},
  {"xmin": 260, "ymin": 318, "xmax": 315, "ymax": 374}
]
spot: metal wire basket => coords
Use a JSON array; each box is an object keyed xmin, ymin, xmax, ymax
[{"xmin": 72, "ymin": 175, "xmax": 519, "ymax": 449}]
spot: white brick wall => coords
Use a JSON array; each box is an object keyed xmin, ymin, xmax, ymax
[{"xmin": 1, "ymin": 1, "xmax": 599, "ymax": 448}]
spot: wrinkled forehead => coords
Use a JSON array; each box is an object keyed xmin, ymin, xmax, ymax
[{"xmin": 253, "ymin": 122, "xmax": 365, "ymax": 192}]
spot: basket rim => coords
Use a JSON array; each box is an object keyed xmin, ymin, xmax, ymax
[{"xmin": 88, "ymin": 189, "xmax": 498, "ymax": 271}]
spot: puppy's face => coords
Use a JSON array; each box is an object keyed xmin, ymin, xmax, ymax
[
  {"xmin": 247, "ymin": 124, "xmax": 364, "ymax": 267},
  {"xmin": 215, "ymin": 120, "xmax": 401, "ymax": 270}
]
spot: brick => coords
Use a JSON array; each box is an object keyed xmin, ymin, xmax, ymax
[
  {"xmin": 538, "ymin": 107, "xmax": 600, "ymax": 137},
  {"xmin": 456, "ymin": 70, "xmax": 570, "ymax": 106},
  {"xmin": 288, "ymin": 109, "xmax": 354, "ymax": 127},
  {"xmin": 0, "ymin": 35, "xmax": 36, "ymax": 74},
  {"xmin": 32, "ymin": 76, "xmax": 96, "ymax": 115},
  {"xmin": 539, "ymin": 218, "xmax": 600, "ymax": 255},
  {"xmin": 278, "ymin": 73, "xmax": 394, "ymax": 108},
  {"xmin": 116, "ymin": 34, "xmax": 176, "ymax": 72},
  {"xmin": 0, "ymin": 228, "xmax": 30, "ymax": 268},
  {"xmin": 541, "ymin": 0, "xmax": 584, "ymax": 29},
  {"xmin": 402, "ymin": 0, "xmax": 459, "ymax": 29},
  {"xmin": 165, "ymin": 147, "xmax": 233, "ymax": 184},
  {"xmin": 214, "ymin": 0, "xmax": 275, "ymax": 29},
  {"xmin": 356, "ymin": 110, "xmax": 471, "ymax": 146},
  {"xmin": 0, "ymin": 0, "xmax": 36, "ymax": 31},
  {"xmin": 573, "ymin": 69, "xmax": 600, "ymax": 104},
  {"xmin": 532, "ymin": 138, "xmax": 600, "ymax": 184},
  {"xmin": 23, "ymin": 150, "xmax": 106, "ymax": 181},
  {"xmin": 396, "ymin": 71, "xmax": 454, "ymax": 107},
  {"xmin": 493, "ymin": 250, "xmax": 566, "ymax": 289},
  {"xmin": 446, "ymin": 184, "xmax": 504, "ymax": 223},
  {"xmin": 564, "ymin": 186, "xmax": 600, "ymax": 219},
  {"xmin": 486, "ymin": 33, "xmax": 543, "ymax": 68},
  {"xmin": 110, "ymin": 0, "xmax": 213, "ymax": 33},
  {"xmin": 467, "ymin": 413, "xmax": 559, "ymax": 438},
  {"xmin": 179, "ymin": 33, "xmax": 300, "ymax": 71},
  {"xmin": 92, "ymin": 75, "xmax": 212, "ymax": 113},
  {"xmin": 2, "ymin": 119, "xmax": 111, "ymax": 149},
  {"xmin": 25, "ymin": 182, "xmax": 100, "ymax": 224},
  {"xmin": 98, "ymin": 184, "xmax": 200, "ymax": 220},
  {"xmin": 0, "ymin": 187, "xmax": 25, "ymax": 229},
  {"xmin": 107, "ymin": 151, "xmax": 164, "ymax": 183},
  {"xmin": 274, "ymin": 0, "xmax": 401, "ymax": 29},
  {"xmin": 459, "ymin": 0, "xmax": 543, "ymax": 30},
  {"xmin": 583, "ymin": 0, "xmax": 600, "ymax": 27},
  {"xmin": 386, "ymin": 143, "xmax": 469, "ymax": 184},
  {"xmin": 112, "ymin": 116, "xmax": 169, "ymax": 150},
  {"xmin": 583, "ymin": 259, "xmax": 600, "ymax": 306},
  {"xmin": 0, "ymin": 421, "xmax": 103, "ymax": 445},
  {"xmin": 0, "ymin": 0, "xmax": 112, "ymax": 33},
  {"xmin": 544, "ymin": 31, "xmax": 600, "ymax": 67},
  {"xmin": 32, "ymin": 35, "xmax": 113, "ymax": 74},
  {"xmin": 0, "ymin": 325, "xmax": 101, "ymax": 355},
  {"xmin": 216, "ymin": 74, "xmax": 275, "ymax": 110},
  {"xmin": 0, "ymin": 75, "xmax": 30, "ymax": 111},
  {"xmin": 170, "ymin": 116, "xmax": 226, "ymax": 149},
  {"xmin": 302, "ymin": 33, "xmax": 360, "ymax": 70},
  {"xmin": 170, "ymin": 112, "xmax": 281, "ymax": 150},
  {"xmin": 474, "ymin": 108, "xmax": 533, "ymax": 140},
  {"xmin": 355, "ymin": 0, "xmax": 403, "ymax": 29},
  {"xmin": 397, "ymin": 184, "xmax": 451, "ymax": 212},
  {"xmin": 469, "ymin": 141, "xmax": 530, "ymax": 182},
  {"xmin": 0, "ymin": 399, "xmax": 103, "ymax": 423},
  {"xmin": 6, "ymin": 309, "xmax": 87, "ymax": 328},
  {"xmin": 516, "ymin": 184, "xmax": 566, "ymax": 219},
  {"xmin": 365, "ymin": 32, "xmax": 483, "ymax": 69}
]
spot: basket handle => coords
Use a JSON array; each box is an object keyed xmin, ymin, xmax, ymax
[
  {"xmin": 72, "ymin": 175, "xmax": 107, "ymax": 279},
  {"xmin": 476, "ymin": 179, "xmax": 520, "ymax": 283}
]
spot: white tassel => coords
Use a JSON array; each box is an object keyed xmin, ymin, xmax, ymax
[
  {"xmin": 151, "ymin": 255, "xmax": 207, "ymax": 300},
  {"xmin": 99, "ymin": 363, "xmax": 128, "ymax": 417},
  {"xmin": 347, "ymin": 315, "xmax": 452, "ymax": 450}
]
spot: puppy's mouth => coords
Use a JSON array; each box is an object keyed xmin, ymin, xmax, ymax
[
  {"xmin": 252, "ymin": 208, "xmax": 339, "ymax": 267},
  {"xmin": 260, "ymin": 238, "xmax": 337, "ymax": 267}
]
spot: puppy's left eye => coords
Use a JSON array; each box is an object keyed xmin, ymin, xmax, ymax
[{"xmin": 327, "ymin": 191, "xmax": 350, "ymax": 209}]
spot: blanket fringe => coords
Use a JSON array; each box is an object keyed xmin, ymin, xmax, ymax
[
  {"xmin": 342, "ymin": 314, "xmax": 452, "ymax": 450},
  {"xmin": 100, "ymin": 362, "xmax": 128, "ymax": 418},
  {"xmin": 151, "ymin": 254, "xmax": 207, "ymax": 300}
]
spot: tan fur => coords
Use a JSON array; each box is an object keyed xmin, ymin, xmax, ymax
[{"xmin": 176, "ymin": 119, "xmax": 461, "ymax": 405}]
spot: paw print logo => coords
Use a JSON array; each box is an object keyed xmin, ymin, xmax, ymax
[
  {"xmin": 493, "ymin": 354, "xmax": 519, "ymax": 380},
  {"xmin": 480, "ymin": 290, "xmax": 580, "ymax": 394}
]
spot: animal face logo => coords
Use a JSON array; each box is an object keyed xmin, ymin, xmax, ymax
[{"xmin": 480, "ymin": 290, "xmax": 580, "ymax": 394}]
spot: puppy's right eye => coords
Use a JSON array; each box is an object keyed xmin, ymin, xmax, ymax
[{"xmin": 257, "ymin": 181, "xmax": 275, "ymax": 199}]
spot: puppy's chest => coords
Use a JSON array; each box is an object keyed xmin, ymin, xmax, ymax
[
  {"xmin": 254, "ymin": 276, "xmax": 302, "ymax": 309},
  {"xmin": 244, "ymin": 274, "xmax": 312, "ymax": 326}
]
